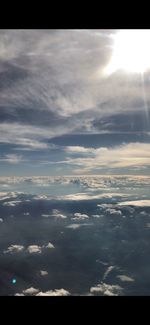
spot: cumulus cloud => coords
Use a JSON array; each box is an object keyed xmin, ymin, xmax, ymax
[
  {"xmin": 46, "ymin": 242, "xmax": 55, "ymax": 249},
  {"xmin": 90, "ymin": 282, "xmax": 123, "ymax": 296},
  {"xmin": 27, "ymin": 245, "xmax": 42, "ymax": 254},
  {"xmin": 3, "ymin": 200, "xmax": 22, "ymax": 207},
  {"xmin": 42, "ymin": 209, "xmax": 67, "ymax": 219},
  {"xmin": 117, "ymin": 275, "xmax": 135, "ymax": 282},
  {"xmin": 72, "ymin": 213, "xmax": 89, "ymax": 220},
  {"xmin": 40, "ymin": 270, "xmax": 48, "ymax": 276},
  {"xmin": 27, "ymin": 242, "xmax": 55, "ymax": 254},
  {"xmin": 36, "ymin": 289, "xmax": 70, "ymax": 296},
  {"xmin": 51, "ymin": 209, "xmax": 67, "ymax": 219},
  {"xmin": 4, "ymin": 245, "xmax": 24, "ymax": 254},
  {"xmin": 15, "ymin": 288, "xmax": 70, "ymax": 296},
  {"xmin": 4, "ymin": 242, "xmax": 55, "ymax": 255},
  {"xmin": 105, "ymin": 208, "xmax": 122, "ymax": 216},
  {"xmin": 22, "ymin": 287, "xmax": 39, "ymax": 295}
]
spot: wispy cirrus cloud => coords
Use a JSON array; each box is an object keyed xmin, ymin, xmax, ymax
[{"xmin": 0, "ymin": 30, "xmax": 150, "ymax": 165}]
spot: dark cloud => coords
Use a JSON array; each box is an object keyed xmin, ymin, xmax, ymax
[{"xmin": 93, "ymin": 110, "xmax": 150, "ymax": 133}]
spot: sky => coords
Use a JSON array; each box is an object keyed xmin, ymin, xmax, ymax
[{"xmin": 0, "ymin": 29, "xmax": 150, "ymax": 176}]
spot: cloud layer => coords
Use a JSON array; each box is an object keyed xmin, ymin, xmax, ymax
[{"xmin": 0, "ymin": 30, "xmax": 150, "ymax": 175}]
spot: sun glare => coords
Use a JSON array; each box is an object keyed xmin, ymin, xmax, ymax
[{"xmin": 105, "ymin": 30, "xmax": 150, "ymax": 75}]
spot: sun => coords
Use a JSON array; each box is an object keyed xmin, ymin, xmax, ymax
[{"xmin": 105, "ymin": 30, "xmax": 150, "ymax": 75}]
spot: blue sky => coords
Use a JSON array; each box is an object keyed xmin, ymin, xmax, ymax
[{"xmin": 0, "ymin": 29, "xmax": 150, "ymax": 176}]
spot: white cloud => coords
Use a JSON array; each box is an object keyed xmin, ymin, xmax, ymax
[
  {"xmin": 27, "ymin": 245, "xmax": 42, "ymax": 254},
  {"xmin": 92, "ymin": 214, "xmax": 103, "ymax": 218},
  {"xmin": 117, "ymin": 275, "xmax": 135, "ymax": 282},
  {"xmin": 36, "ymin": 289, "xmax": 70, "ymax": 296},
  {"xmin": 118, "ymin": 200, "xmax": 150, "ymax": 207},
  {"xmin": 66, "ymin": 224, "xmax": 81, "ymax": 230},
  {"xmin": 4, "ymin": 242, "xmax": 55, "ymax": 255},
  {"xmin": 72, "ymin": 213, "xmax": 89, "ymax": 220},
  {"xmin": 103, "ymin": 266, "xmax": 116, "ymax": 280},
  {"xmin": 34, "ymin": 195, "xmax": 48, "ymax": 200},
  {"xmin": 66, "ymin": 223, "xmax": 93, "ymax": 229},
  {"xmin": 15, "ymin": 288, "xmax": 70, "ymax": 296},
  {"xmin": 62, "ymin": 143, "xmax": 150, "ymax": 173},
  {"xmin": 90, "ymin": 282, "xmax": 123, "ymax": 296},
  {"xmin": 4, "ymin": 245, "xmax": 24, "ymax": 254},
  {"xmin": 65, "ymin": 146, "xmax": 95, "ymax": 154},
  {"xmin": 51, "ymin": 209, "xmax": 67, "ymax": 219},
  {"xmin": 23, "ymin": 287, "xmax": 39, "ymax": 295},
  {"xmin": 105, "ymin": 208, "xmax": 122, "ymax": 216},
  {"xmin": 0, "ymin": 218, "xmax": 3, "ymax": 222},
  {"xmin": 40, "ymin": 270, "xmax": 48, "ymax": 276},
  {"xmin": 46, "ymin": 242, "xmax": 55, "ymax": 249},
  {"xmin": 3, "ymin": 200, "xmax": 22, "ymax": 207},
  {"xmin": 27, "ymin": 242, "xmax": 55, "ymax": 254}
]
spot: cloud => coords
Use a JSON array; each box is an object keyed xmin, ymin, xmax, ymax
[
  {"xmin": 61, "ymin": 143, "xmax": 150, "ymax": 173},
  {"xmin": 65, "ymin": 146, "xmax": 95, "ymax": 154},
  {"xmin": 0, "ymin": 154, "xmax": 23, "ymax": 164},
  {"xmin": 51, "ymin": 209, "xmax": 67, "ymax": 219},
  {"xmin": 27, "ymin": 245, "xmax": 42, "ymax": 254},
  {"xmin": 58, "ymin": 192, "xmax": 126, "ymax": 201},
  {"xmin": 117, "ymin": 275, "xmax": 135, "ymax": 282},
  {"xmin": 42, "ymin": 214, "xmax": 51, "ymax": 218},
  {"xmin": 72, "ymin": 213, "xmax": 89, "ymax": 220},
  {"xmin": 15, "ymin": 288, "xmax": 70, "ymax": 296},
  {"xmin": 40, "ymin": 270, "xmax": 48, "ymax": 276},
  {"xmin": 4, "ymin": 242, "xmax": 55, "ymax": 255},
  {"xmin": 118, "ymin": 200, "xmax": 150, "ymax": 207},
  {"xmin": 41, "ymin": 210, "xmax": 67, "ymax": 219},
  {"xmin": 140, "ymin": 211, "xmax": 147, "ymax": 216},
  {"xmin": 1, "ymin": 29, "xmax": 150, "ymax": 170},
  {"xmin": 4, "ymin": 245, "xmax": 25, "ymax": 254},
  {"xmin": 36, "ymin": 289, "xmax": 70, "ymax": 296},
  {"xmin": 0, "ymin": 218, "xmax": 3, "ymax": 222},
  {"xmin": 66, "ymin": 223, "xmax": 93, "ymax": 229},
  {"xmin": 46, "ymin": 242, "xmax": 55, "ymax": 249},
  {"xmin": 90, "ymin": 282, "xmax": 123, "ymax": 296},
  {"xmin": 27, "ymin": 242, "xmax": 55, "ymax": 254},
  {"xmin": 105, "ymin": 208, "xmax": 122, "ymax": 216},
  {"xmin": 22, "ymin": 287, "xmax": 39, "ymax": 295},
  {"xmin": 103, "ymin": 266, "xmax": 116, "ymax": 280},
  {"xmin": 92, "ymin": 214, "xmax": 103, "ymax": 218},
  {"xmin": 3, "ymin": 200, "xmax": 22, "ymax": 207}
]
